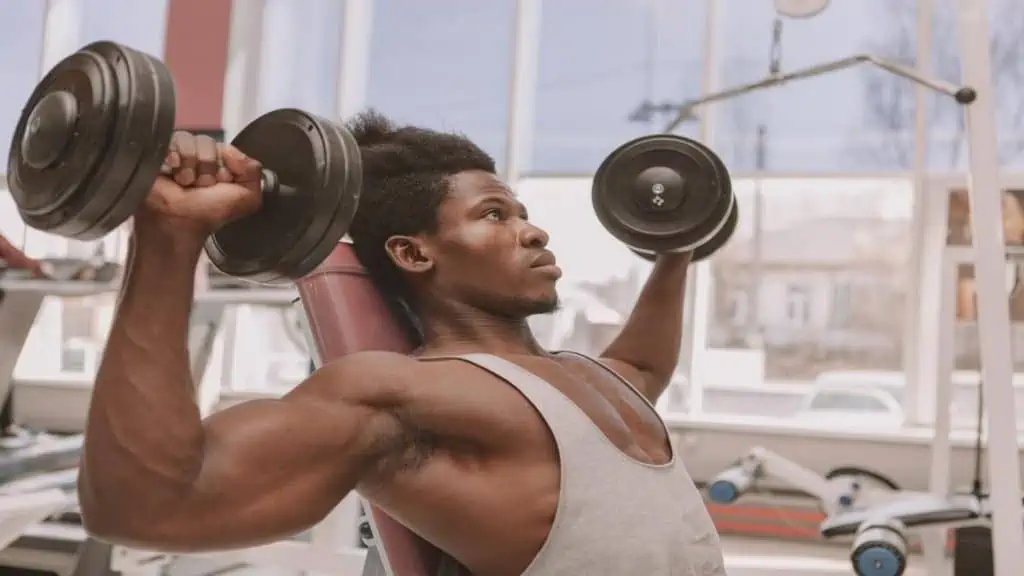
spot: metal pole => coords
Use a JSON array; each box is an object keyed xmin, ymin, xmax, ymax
[
  {"xmin": 678, "ymin": 0, "xmax": 721, "ymax": 414},
  {"xmin": 954, "ymin": 0, "xmax": 1024, "ymax": 572},
  {"xmin": 747, "ymin": 125, "xmax": 766, "ymax": 343},
  {"xmin": 335, "ymin": 0, "xmax": 374, "ymax": 120},
  {"xmin": 907, "ymin": 0, "xmax": 935, "ymax": 428},
  {"xmin": 502, "ymin": 0, "xmax": 542, "ymax": 183}
]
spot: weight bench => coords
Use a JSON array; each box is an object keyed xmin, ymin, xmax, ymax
[{"xmin": 296, "ymin": 243, "xmax": 467, "ymax": 576}]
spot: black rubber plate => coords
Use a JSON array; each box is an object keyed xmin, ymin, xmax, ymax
[
  {"xmin": 594, "ymin": 133, "xmax": 732, "ymax": 253},
  {"xmin": 5, "ymin": 41, "xmax": 176, "ymax": 241},
  {"xmin": 7, "ymin": 47, "xmax": 118, "ymax": 235},
  {"xmin": 631, "ymin": 201, "xmax": 738, "ymax": 263},
  {"xmin": 206, "ymin": 109, "xmax": 361, "ymax": 284}
]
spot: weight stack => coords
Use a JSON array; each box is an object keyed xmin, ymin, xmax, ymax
[{"xmin": 953, "ymin": 526, "xmax": 992, "ymax": 576}]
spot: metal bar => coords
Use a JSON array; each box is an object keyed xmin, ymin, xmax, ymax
[
  {"xmin": 672, "ymin": 0, "xmax": 721, "ymax": 415},
  {"xmin": 335, "ymin": 0, "xmax": 375, "ymax": 120},
  {"xmin": 906, "ymin": 0, "xmax": 936, "ymax": 428},
  {"xmin": 664, "ymin": 54, "xmax": 972, "ymax": 134},
  {"xmin": 502, "ymin": 0, "xmax": 542, "ymax": 183}
]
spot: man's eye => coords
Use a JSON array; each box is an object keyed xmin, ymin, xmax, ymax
[{"xmin": 484, "ymin": 209, "xmax": 502, "ymax": 221}]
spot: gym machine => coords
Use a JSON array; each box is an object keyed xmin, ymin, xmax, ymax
[{"xmin": 707, "ymin": 447, "xmax": 906, "ymax": 516}]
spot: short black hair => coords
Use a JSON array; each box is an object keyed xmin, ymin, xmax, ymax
[{"xmin": 346, "ymin": 109, "xmax": 496, "ymax": 304}]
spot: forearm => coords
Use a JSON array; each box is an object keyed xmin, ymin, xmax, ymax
[
  {"xmin": 602, "ymin": 253, "xmax": 690, "ymax": 383},
  {"xmin": 80, "ymin": 231, "xmax": 207, "ymax": 531}
]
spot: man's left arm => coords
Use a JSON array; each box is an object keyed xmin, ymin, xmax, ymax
[{"xmin": 599, "ymin": 253, "xmax": 691, "ymax": 403}]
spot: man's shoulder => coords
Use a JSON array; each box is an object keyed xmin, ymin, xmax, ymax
[{"xmin": 301, "ymin": 351, "xmax": 420, "ymax": 403}]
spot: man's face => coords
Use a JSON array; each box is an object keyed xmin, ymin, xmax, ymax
[{"xmin": 404, "ymin": 170, "xmax": 561, "ymax": 318}]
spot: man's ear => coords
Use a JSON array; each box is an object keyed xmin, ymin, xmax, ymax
[{"xmin": 385, "ymin": 235, "xmax": 434, "ymax": 274}]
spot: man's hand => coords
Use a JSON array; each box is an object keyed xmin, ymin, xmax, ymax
[{"xmin": 138, "ymin": 131, "xmax": 264, "ymax": 244}]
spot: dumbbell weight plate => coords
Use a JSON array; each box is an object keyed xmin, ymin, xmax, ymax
[
  {"xmin": 79, "ymin": 42, "xmax": 177, "ymax": 239},
  {"xmin": 7, "ymin": 41, "xmax": 176, "ymax": 240},
  {"xmin": 593, "ymin": 133, "xmax": 733, "ymax": 254},
  {"xmin": 205, "ymin": 109, "xmax": 362, "ymax": 284},
  {"xmin": 632, "ymin": 201, "xmax": 739, "ymax": 263}
]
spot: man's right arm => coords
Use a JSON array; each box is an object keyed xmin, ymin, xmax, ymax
[{"xmin": 80, "ymin": 233, "xmax": 417, "ymax": 552}]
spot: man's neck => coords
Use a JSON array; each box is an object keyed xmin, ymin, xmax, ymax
[{"xmin": 416, "ymin": 303, "xmax": 545, "ymax": 357}]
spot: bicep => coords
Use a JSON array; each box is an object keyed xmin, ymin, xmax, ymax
[{"xmin": 151, "ymin": 366, "xmax": 407, "ymax": 551}]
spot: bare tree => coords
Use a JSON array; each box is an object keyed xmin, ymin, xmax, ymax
[{"xmin": 857, "ymin": 0, "xmax": 1024, "ymax": 170}]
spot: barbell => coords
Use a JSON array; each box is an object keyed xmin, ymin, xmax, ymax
[{"xmin": 6, "ymin": 41, "xmax": 734, "ymax": 286}]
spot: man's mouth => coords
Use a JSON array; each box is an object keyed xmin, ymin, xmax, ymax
[{"xmin": 531, "ymin": 252, "xmax": 557, "ymax": 268}]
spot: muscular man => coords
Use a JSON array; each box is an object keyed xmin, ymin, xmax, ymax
[{"xmin": 79, "ymin": 111, "xmax": 726, "ymax": 575}]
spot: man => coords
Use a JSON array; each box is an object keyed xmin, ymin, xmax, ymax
[{"xmin": 78, "ymin": 111, "xmax": 726, "ymax": 575}]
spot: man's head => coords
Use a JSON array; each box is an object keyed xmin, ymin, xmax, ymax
[{"xmin": 346, "ymin": 110, "xmax": 561, "ymax": 322}]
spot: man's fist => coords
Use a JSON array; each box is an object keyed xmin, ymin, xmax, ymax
[{"xmin": 140, "ymin": 131, "xmax": 264, "ymax": 239}]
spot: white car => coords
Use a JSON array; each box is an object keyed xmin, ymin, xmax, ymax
[{"xmin": 794, "ymin": 382, "xmax": 905, "ymax": 428}]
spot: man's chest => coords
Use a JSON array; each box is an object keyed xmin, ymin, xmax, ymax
[{"xmin": 409, "ymin": 355, "xmax": 672, "ymax": 466}]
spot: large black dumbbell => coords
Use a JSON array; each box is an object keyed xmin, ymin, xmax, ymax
[
  {"xmin": 592, "ymin": 134, "xmax": 736, "ymax": 263},
  {"xmin": 6, "ymin": 41, "xmax": 362, "ymax": 284}
]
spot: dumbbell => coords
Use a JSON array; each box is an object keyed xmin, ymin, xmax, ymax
[
  {"xmin": 592, "ymin": 133, "xmax": 736, "ymax": 262},
  {"xmin": 6, "ymin": 41, "xmax": 362, "ymax": 284}
]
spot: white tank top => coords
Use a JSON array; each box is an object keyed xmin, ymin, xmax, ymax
[{"xmin": 450, "ymin": 352, "xmax": 727, "ymax": 575}]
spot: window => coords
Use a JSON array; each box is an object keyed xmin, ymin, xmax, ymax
[
  {"xmin": 830, "ymin": 281, "xmax": 853, "ymax": 327},
  {"xmin": 80, "ymin": 0, "xmax": 169, "ymax": 56},
  {"xmin": 928, "ymin": 0, "xmax": 1024, "ymax": 170},
  {"xmin": 365, "ymin": 0, "xmax": 515, "ymax": 166},
  {"xmin": 527, "ymin": 0, "xmax": 707, "ymax": 174},
  {"xmin": 729, "ymin": 291, "xmax": 749, "ymax": 327},
  {"xmin": 715, "ymin": 0, "xmax": 917, "ymax": 172},
  {"xmin": 0, "ymin": 2, "xmax": 46, "ymax": 164},
  {"xmin": 785, "ymin": 285, "xmax": 810, "ymax": 326},
  {"xmin": 255, "ymin": 0, "xmax": 343, "ymax": 117},
  {"xmin": 703, "ymin": 177, "xmax": 913, "ymax": 420}
]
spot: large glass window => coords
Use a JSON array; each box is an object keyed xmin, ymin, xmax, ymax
[
  {"xmin": 889, "ymin": 0, "xmax": 1024, "ymax": 171},
  {"xmin": 256, "ymin": 0, "xmax": 343, "ymax": 117},
  {"xmin": 528, "ymin": 0, "xmax": 707, "ymax": 175},
  {"xmin": 715, "ymin": 0, "xmax": 917, "ymax": 173},
  {"xmin": 365, "ymin": 0, "xmax": 515, "ymax": 166},
  {"xmin": 0, "ymin": 3, "xmax": 46, "ymax": 165},
  {"xmin": 701, "ymin": 177, "xmax": 914, "ymax": 423}
]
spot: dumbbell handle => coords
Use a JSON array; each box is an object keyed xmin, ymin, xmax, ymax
[
  {"xmin": 158, "ymin": 166, "xmax": 295, "ymax": 199},
  {"xmin": 258, "ymin": 169, "xmax": 297, "ymax": 200}
]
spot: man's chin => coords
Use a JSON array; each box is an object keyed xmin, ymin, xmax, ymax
[{"xmin": 523, "ymin": 294, "xmax": 560, "ymax": 316}]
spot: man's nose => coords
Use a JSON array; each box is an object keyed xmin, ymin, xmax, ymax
[{"xmin": 520, "ymin": 222, "xmax": 549, "ymax": 248}]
